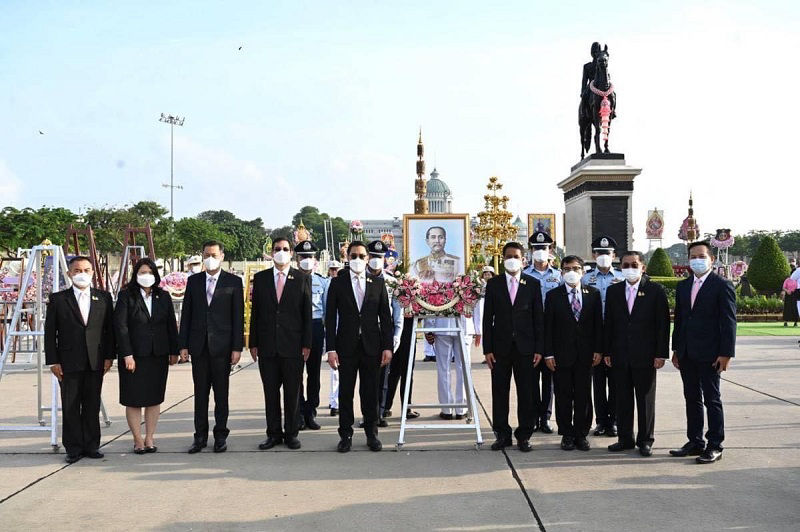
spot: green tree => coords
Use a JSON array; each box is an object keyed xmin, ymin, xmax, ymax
[
  {"xmin": 647, "ymin": 248, "xmax": 674, "ymax": 277},
  {"xmin": 0, "ymin": 206, "xmax": 78, "ymax": 256},
  {"xmin": 197, "ymin": 210, "xmax": 267, "ymax": 260},
  {"xmin": 174, "ymin": 218, "xmax": 233, "ymax": 256},
  {"xmin": 289, "ymin": 206, "xmax": 350, "ymax": 251},
  {"xmin": 778, "ymin": 230, "xmax": 800, "ymax": 254},
  {"xmin": 83, "ymin": 202, "xmax": 169, "ymax": 255},
  {"xmin": 747, "ymin": 236, "xmax": 790, "ymax": 293}
]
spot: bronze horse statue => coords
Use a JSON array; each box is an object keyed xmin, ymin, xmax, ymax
[{"xmin": 579, "ymin": 44, "xmax": 616, "ymax": 158}]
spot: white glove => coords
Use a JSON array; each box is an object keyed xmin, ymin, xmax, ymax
[{"xmin": 393, "ymin": 335, "xmax": 401, "ymax": 353}]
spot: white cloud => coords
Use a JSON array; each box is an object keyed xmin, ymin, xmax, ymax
[{"xmin": 0, "ymin": 160, "xmax": 23, "ymax": 206}]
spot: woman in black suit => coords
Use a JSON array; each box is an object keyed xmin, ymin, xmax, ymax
[{"xmin": 114, "ymin": 258, "xmax": 179, "ymax": 454}]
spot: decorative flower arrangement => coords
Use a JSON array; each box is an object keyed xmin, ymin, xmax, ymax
[
  {"xmin": 393, "ymin": 272, "xmax": 483, "ymax": 317},
  {"xmin": 349, "ymin": 220, "xmax": 364, "ymax": 234},
  {"xmin": 0, "ymin": 270, "xmax": 37, "ymax": 302},
  {"xmin": 160, "ymin": 272, "xmax": 188, "ymax": 298}
]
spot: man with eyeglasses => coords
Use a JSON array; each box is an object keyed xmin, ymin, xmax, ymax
[{"xmin": 326, "ymin": 241, "xmax": 393, "ymax": 452}]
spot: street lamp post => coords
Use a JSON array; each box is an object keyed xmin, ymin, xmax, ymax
[{"xmin": 158, "ymin": 113, "xmax": 185, "ymax": 219}]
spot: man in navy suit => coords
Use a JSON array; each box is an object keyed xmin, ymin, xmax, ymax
[{"xmin": 670, "ymin": 241, "xmax": 736, "ymax": 464}]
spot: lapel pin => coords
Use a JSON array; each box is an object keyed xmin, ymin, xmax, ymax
[
  {"xmin": 582, "ymin": 289, "xmax": 589, "ymax": 294},
  {"xmin": 638, "ymin": 291, "xmax": 645, "ymax": 297},
  {"xmin": 91, "ymin": 296, "xmax": 99, "ymax": 301},
  {"xmin": 520, "ymin": 279, "xmax": 527, "ymax": 285},
  {"xmin": 366, "ymin": 277, "xmax": 373, "ymax": 283}
]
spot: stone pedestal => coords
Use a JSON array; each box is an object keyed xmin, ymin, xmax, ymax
[{"xmin": 557, "ymin": 154, "xmax": 641, "ymax": 258}]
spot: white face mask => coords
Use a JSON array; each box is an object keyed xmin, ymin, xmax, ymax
[
  {"xmin": 368, "ymin": 257, "xmax": 384, "ymax": 271},
  {"xmin": 299, "ymin": 258, "xmax": 315, "ymax": 271},
  {"xmin": 563, "ymin": 270, "xmax": 582, "ymax": 286},
  {"xmin": 137, "ymin": 274, "xmax": 156, "ymax": 288},
  {"xmin": 71, "ymin": 272, "xmax": 92, "ymax": 289},
  {"xmin": 273, "ymin": 250, "xmax": 291, "ymax": 266},
  {"xmin": 349, "ymin": 258, "xmax": 366, "ymax": 274},
  {"xmin": 689, "ymin": 258, "xmax": 710, "ymax": 276},
  {"xmin": 203, "ymin": 256, "xmax": 221, "ymax": 271},
  {"xmin": 596, "ymin": 254, "xmax": 613, "ymax": 269},
  {"xmin": 532, "ymin": 249, "xmax": 549, "ymax": 263},
  {"xmin": 504, "ymin": 258, "xmax": 522, "ymax": 273},
  {"xmin": 190, "ymin": 265, "xmax": 202, "ymax": 274},
  {"xmin": 622, "ymin": 268, "xmax": 642, "ymax": 283}
]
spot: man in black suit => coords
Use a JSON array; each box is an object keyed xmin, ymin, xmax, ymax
[
  {"xmin": 670, "ymin": 241, "xmax": 737, "ymax": 464},
  {"xmin": 483, "ymin": 242, "xmax": 544, "ymax": 452},
  {"xmin": 45, "ymin": 256, "xmax": 115, "ymax": 463},
  {"xmin": 545, "ymin": 255, "xmax": 603, "ymax": 452},
  {"xmin": 249, "ymin": 237, "xmax": 312, "ymax": 450},
  {"xmin": 326, "ymin": 241, "xmax": 393, "ymax": 453},
  {"xmin": 603, "ymin": 251, "xmax": 670, "ymax": 457},
  {"xmin": 179, "ymin": 240, "xmax": 244, "ymax": 454}
]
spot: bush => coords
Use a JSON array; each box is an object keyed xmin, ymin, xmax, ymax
[
  {"xmin": 650, "ymin": 276, "xmax": 682, "ymax": 291},
  {"xmin": 736, "ymin": 295, "xmax": 783, "ymax": 314},
  {"xmin": 748, "ymin": 236, "xmax": 790, "ymax": 293},
  {"xmin": 647, "ymin": 248, "xmax": 674, "ymax": 277}
]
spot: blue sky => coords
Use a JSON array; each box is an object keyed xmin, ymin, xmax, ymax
[{"xmin": 1, "ymin": 1, "xmax": 798, "ymax": 248}]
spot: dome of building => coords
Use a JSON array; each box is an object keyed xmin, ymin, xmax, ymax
[
  {"xmin": 426, "ymin": 167, "xmax": 453, "ymax": 214},
  {"xmin": 426, "ymin": 168, "xmax": 451, "ymax": 196}
]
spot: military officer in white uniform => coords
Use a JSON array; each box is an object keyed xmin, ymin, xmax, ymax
[{"xmin": 325, "ymin": 260, "xmax": 342, "ymax": 416}]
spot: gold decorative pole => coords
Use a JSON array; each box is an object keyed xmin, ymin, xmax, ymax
[
  {"xmin": 414, "ymin": 129, "xmax": 428, "ymax": 215},
  {"xmin": 474, "ymin": 176, "xmax": 518, "ymax": 271}
]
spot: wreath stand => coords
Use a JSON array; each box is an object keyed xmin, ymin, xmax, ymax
[{"xmin": 397, "ymin": 314, "xmax": 484, "ymax": 449}]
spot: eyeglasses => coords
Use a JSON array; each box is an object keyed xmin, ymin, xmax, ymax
[
  {"xmin": 349, "ymin": 253, "xmax": 367, "ymax": 260},
  {"xmin": 562, "ymin": 266, "xmax": 583, "ymax": 273},
  {"xmin": 620, "ymin": 262, "xmax": 641, "ymax": 269}
]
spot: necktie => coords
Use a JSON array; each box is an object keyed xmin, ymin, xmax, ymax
[
  {"xmin": 509, "ymin": 276, "xmax": 518, "ymax": 305},
  {"xmin": 276, "ymin": 271, "xmax": 286, "ymax": 303},
  {"xmin": 690, "ymin": 278, "xmax": 702, "ymax": 308},
  {"xmin": 79, "ymin": 292, "xmax": 89, "ymax": 325},
  {"xmin": 627, "ymin": 285, "xmax": 636, "ymax": 314},
  {"xmin": 571, "ymin": 287, "xmax": 581, "ymax": 321},
  {"xmin": 354, "ymin": 275, "xmax": 365, "ymax": 311},
  {"xmin": 206, "ymin": 277, "xmax": 216, "ymax": 306}
]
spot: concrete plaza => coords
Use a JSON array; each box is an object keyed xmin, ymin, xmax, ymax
[{"xmin": 1, "ymin": 336, "xmax": 798, "ymax": 531}]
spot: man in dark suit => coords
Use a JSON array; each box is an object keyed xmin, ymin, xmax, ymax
[
  {"xmin": 483, "ymin": 242, "xmax": 544, "ymax": 452},
  {"xmin": 249, "ymin": 237, "xmax": 312, "ymax": 450},
  {"xmin": 604, "ymin": 251, "xmax": 670, "ymax": 457},
  {"xmin": 545, "ymin": 255, "xmax": 603, "ymax": 452},
  {"xmin": 45, "ymin": 256, "xmax": 115, "ymax": 463},
  {"xmin": 326, "ymin": 241, "xmax": 393, "ymax": 453},
  {"xmin": 670, "ymin": 241, "xmax": 737, "ymax": 464},
  {"xmin": 179, "ymin": 240, "xmax": 244, "ymax": 454}
]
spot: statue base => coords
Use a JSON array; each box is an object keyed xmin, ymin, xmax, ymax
[{"xmin": 557, "ymin": 153, "xmax": 641, "ymax": 258}]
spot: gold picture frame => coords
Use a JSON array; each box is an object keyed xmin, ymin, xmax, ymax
[
  {"xmin": 243, "ymin": 262, "xmax": 269, "ymax": 345},
  {"xmin": 527, "ymin": 213, "xmax": 557, "ymax": 245},
  {"xmin": 403, "ymin": 213, "xmax": 471, "ymax": 281}
]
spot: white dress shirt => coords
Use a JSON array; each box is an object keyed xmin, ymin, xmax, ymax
[
  {"xmin": 274, "ymin": 265, "xmax": 291, "ymax": 291},
  {"xmin": 141, "ymin": 288, "xmax": 153, "ymax": 316},
  {"xmin": 350, "ymin": 270, "xmax": 366, "ymax": 309},
  {"xmin": 73, "ymin": 285, "xmax": 91, "ymax": 324}
]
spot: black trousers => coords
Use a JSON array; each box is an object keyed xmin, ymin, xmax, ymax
[
  {"xmin": 554, "ymin": 362, "xmax": 593, "ymax": 438},
  {"xmin": 613, "ymin": 364, "xmax": 657, "ymax": 446},
  {"xmin": 592, "ymin": 362, "xmax": 616, "ymax": 428},
  {"xmin": 338, "ymin": 341, "xmax": 381, "ymax": 440},
  {"xmin": 491, "ymin": 344, "xmax": 535, "ymax": 441},
  {"xmin": 298, "ymin": 319, "xmax": 324, "ymax": 420},
  {"xmin": 191, "ymin": 348, "xmax": 231, "ymax": 443},
  {"xmin": 381, "ymin": 317, "xmax": 415, "ymax": 413},
  {"xmin": 60, "ymin": 369, "xmax": 103, "ymax": 455},
  {"xmin": 532, "ymin": 363, "xmax": 553, "ymax": 420},
  {"xmin": 259, "ymin": 355, "xmax": 303, "ymax": 439},
  {"xmin": 679, "ymin": 357, "xmax": 725, "ymax": 450}
]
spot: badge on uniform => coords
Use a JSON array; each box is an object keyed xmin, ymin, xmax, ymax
[
  {"xmin": 589, "ymin": 276, "xmax": 597, "ymax": 283},
  {"xmin": 547, "ymin": 277, "xmax": 558, "ymax": 283}
]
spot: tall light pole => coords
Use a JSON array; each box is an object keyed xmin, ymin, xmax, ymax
[{"xmin": 158, "ymin": 113, "xmax": 185, "ymax": 219}]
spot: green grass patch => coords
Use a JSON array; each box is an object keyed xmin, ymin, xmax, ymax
[{"xmin": 736, "ymin": 322, "xmax": 800, "ymax": 336}]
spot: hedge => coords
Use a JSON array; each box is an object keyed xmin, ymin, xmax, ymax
[
  {"xmin": 647, "ymin": 248, "xmax": 674, "ymax": 277},
  {"xmin": 748, "ymin": 236, "xmax": 790, "ymax": 293},
  {"xmin": 650, "ymin": 277, "xmax": 783, "ymax": 314}
]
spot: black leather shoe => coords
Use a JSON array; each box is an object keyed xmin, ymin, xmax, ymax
[
  {"xmin": 608, "ymin": 441, "xmax": 635, "ymax": 452},
  {"xmin": 575, "ymin": 438, "xmax": 591, "ymax": 451},
  {"xmin": 84, "ymin": 450, "xmax": 104, "ymax": 459},
  {"xmin": 65, "ymin": 453, "xmax": 81, "ymax": 464},
  {"xmin": 491, "ymin": 438, "xmax": 512, "ymax": 451},
  {"xmin": 383, "ymin": 410, "xmax": 393, "ymax": 417},
  {"xmin": 593, "ymin": 425, "xmax": 607, "ymax": 436},
  {"xmin": 145, "ymin": 446, "xmax": 158, "ymax": 454},
  {"xmin": 439, "ymin": 412, "xmax": 454, "ymax": 420},
  {"xmin": 517, "ymin": 439, "xmax": 533, "ymax": 452},
  {"xmin": 258, "ymin": 437, "xmax": 283, "ymax": 450},
  {"xmin": 405, "ymin": 410, "xmax": 420, "ymax": 419},
  {"xmin": 378, "ymin": 418, "xmax": 389, "ymax": 428},
  {"xmin": 638, "ymin": 444, "xmax": 653, "ymax": 457},
  {"xmin": 561, "ymin": 436, "xmax": 576, "ymax": 451},
  {"xmin": 670, "ymin": 442, "xmax": 705, "ymax": 457},
  {"xmin": 330, "ymin": 408, "xmax": 339, "ymax": 416},
  {"xmin": 696, "ymin": 448, "xmax": 723, "ymax": 464},
  {"xmin": 337, "ymin": 438, "xmax": 352, "ymax": 453},
  {"xmin": 358, "ymin": 420, "xmax": 365, "ymax": 428},
  {"xmin": 532, "ymin": 419, "xmax": 540, "ymax": 432},
  {"xmin": 188, "ymin": 441, "xmax": 206, "ymax": 454},
  {"xmin": 285, "ymin": 437, "xmax": 301, "ymax": 450},
  {"xmin": 213, "ymin": 439, "xmax": 227, "ymax": 453},
  {"xmin": 133, "ymin": 447, "xmax": 146, "ymax": 455},
  {"xmin": 539, "ymin": 420, "xmax": 553, "ymax": 434},
  {"xmin": 606, "ymin": 425, "xmax": 618, "ymax": 437},
  {"xmin": 367, "ymin": 438, "xmax": 383, "ymax": 452},
  {"xmin": 297, "ymin": 419, "xmax": 307, "ymax": 431},
  {"xmin": 305, "ymin": 417, "xmax": 321, "ymax": 431}
]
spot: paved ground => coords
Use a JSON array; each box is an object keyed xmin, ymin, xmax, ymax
[{"xmin": 1, "ymin": 335, "xmax": 799, "ymax": 531}]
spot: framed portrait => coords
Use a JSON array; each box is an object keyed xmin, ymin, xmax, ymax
[
  {"xmin": 403, "ymin": 214, "xmax": 470, "ymax": 283},
  {"xmin": 527, "ymin": 213, "xmax": 556, "ymax": 244}
]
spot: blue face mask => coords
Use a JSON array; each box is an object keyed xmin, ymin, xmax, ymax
[{"xmin": 689, "ymin": 258, "xmax": 710, "ymax": 275}]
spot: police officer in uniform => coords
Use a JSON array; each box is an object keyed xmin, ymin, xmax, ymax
[
  {"xmin": 326, "ymin": 260, "xmax": 343, "ymax": 416},
  {"xmin": 582, "ymin": 235, "xmax": 625, "ymax": 437},
  {"xmin": 523, "ymin": 231, "xmax": 561, "ymax": 433},
  {"xmin": 294, "ymin": 240, "xmax": 329, "ymax": 431}
]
